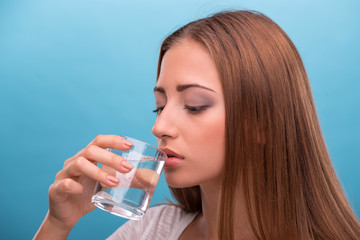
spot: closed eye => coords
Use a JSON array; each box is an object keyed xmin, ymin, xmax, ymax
[
  {"xmin": 153, "ymin": 105, "xmax": 209, "ymax": 115},
  {"xmin": 184, "ymin": 105, "xmax": 209, "ymax": 114},
  {"xmin": 152, "ymin": 107, "xmax": 164, "ymax": 115}
]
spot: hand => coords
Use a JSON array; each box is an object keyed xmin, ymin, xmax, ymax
[
  {"xmin": 34, "ymin": 135, "xmax": 134, "ymax": 239},
  {"xmin": 131, "ymin": 168, "xmax": 160, "ymax": 192}
]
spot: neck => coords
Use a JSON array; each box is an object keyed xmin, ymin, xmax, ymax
[
  {"xmin": 198, "ymin": 181, "xmax": 221, "ymax": 238},
  {"xmin": 196, "ymin": 180, "xmax": 256, "ymax": 240}
]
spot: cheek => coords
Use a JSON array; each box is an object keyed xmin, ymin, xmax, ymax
[
  {"xmin": 165, "ymin": 109, "xmax": 226, "ymax": 188},
  {"xmin": 191, "ymin": 109, "xmax": 226, "ymax": 158},
  {"xmin": 194, "ymin": 114, "xmax": 226, "ymax": 168}
]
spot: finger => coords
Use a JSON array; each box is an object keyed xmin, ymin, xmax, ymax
[
  {"xmin": 82, "ymin": 145, "xmax": 133, "ymax": 173},
  {"xmin": 64, "ymin": 135, "xmax": 133, "ymax": 170},
  {"xmin": 63, "ymin": 156, "xmax": 120, "ymax": 187},
  {"xmin": 63, "ymin": 156, "xmax": 74, "ymax": 168},
  {"xmin": 130, "ymin": 168, "xmax": 160, "ymax": 191},
  {"xmin": 63, "ymin": 135, "xmax": 132, "ymax": 169},
  {"xmin": 49, "ymin": 179, "xmax": 83, "ymax": 202},
  {"xmin": 58, "ymin": 178, "xmax": 83, "ymax": 195},
  {"xmin": 89, "ymin": 135, "xmax": 133, "ymax": 151}
]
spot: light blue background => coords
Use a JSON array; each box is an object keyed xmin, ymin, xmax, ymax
[{"xmin": 0, "ymin": 0, "xmax": 359, "ymax": 239}]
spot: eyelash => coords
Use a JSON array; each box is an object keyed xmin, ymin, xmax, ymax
[
  {"xmin": 184, "ymin": 105, "xmax": 209, "ymax": 113},
  {"xmin": 152, "ymin": 105, "xmax": 209, "ymax": 115},
  {"xmin": 152, "ymin": 107, "xmax": 164, "ymax": 115}
]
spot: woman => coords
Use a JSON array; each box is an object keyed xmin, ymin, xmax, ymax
[{"xmin": 34, "ymin": 10, "xmax": 360, "ymax": 239}]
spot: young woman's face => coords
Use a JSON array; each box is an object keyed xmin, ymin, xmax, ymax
[{"xmin": 152, "ymin": 39, "xmax": 226, "ymax": 188}]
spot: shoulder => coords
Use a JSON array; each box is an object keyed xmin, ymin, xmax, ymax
[
  {"xmin": 107, "ymin": 204, "xmax": 197, "ymax": 240},
  {"xmin": 147, "ymin": 204, "xmax": 188, "ymax": 221}
]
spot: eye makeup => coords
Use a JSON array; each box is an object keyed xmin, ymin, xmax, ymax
[
  {"xmin": 153, "ymin": 84, "xmax": 216, "ymax": 116},
  {"xmin": 183, "ymin": 92, "xmax": 214, "ymax": 108}
]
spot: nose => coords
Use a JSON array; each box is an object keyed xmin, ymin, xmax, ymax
[{"xmin": 152, "ymin": 106, "xmax": 179, "ymax": 142}]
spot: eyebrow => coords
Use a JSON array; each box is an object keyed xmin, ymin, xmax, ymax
[{"xmin": 153, "ymin": 84, "xmax": 215, "ymax": 93}]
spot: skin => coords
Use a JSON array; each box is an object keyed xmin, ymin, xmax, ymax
[
  {"xmin": 152, "ymin": 39, "xmax": 226, "ymax": 189},
  {"xmin": 34, "ymin": 135, "xmax": 138, "ymax": 239},
  {"xmin": 153, "ymin": 39, "xmax": 255, "ymax": 240},
  {"xmin": 101, "ymin": 164, "xmax": 160, "ymax": 191},
  {"xmin": 152, "ymin": 39, "xmax": 226, "ymax": 239},
  {"xmin": 34, "ymin": 39, "xmax": 255, "ymax": 240}
]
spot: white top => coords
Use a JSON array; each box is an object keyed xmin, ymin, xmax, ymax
[{"xmin": 107, "ymin": 205, "xmax": 198, "ymax": 240}]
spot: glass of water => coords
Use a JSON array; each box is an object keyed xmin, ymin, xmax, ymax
[{"xmin": 91, "ymin": 136, "xmax": 167, "ymax": 220}]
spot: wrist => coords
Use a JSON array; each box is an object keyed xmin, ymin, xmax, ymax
[{"xmin": 33, "ymin": 212, "xmax": 73, "ymax": 240}]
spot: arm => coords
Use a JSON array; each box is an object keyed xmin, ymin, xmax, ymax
[
  {"xmin": 33, "ymin": 135, "xmax": 134, "ymax": 239},
  {"xmin": 33, "ymin": 211, "xmax": 71, "ymax": 240}
]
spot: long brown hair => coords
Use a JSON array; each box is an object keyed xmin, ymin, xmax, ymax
[{"xmin": 156, "ymin": 10, "xmax": 360, "ymax": 239}]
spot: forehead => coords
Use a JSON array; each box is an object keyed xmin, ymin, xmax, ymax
[{"xmin": 156, "ymin": 39, "xmax": 221, "ymax": 90}]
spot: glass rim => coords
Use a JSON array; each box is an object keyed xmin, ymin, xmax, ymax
[{"xmin": 108, "ymin": 135, "xmax": 167, "ymax": 162}]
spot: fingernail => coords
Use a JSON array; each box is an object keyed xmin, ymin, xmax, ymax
[
  {"xmin": 107, "ymin": 175, "xmax": 119, "ymax": 184},
  {"xmin": 122, "ymin": 161, "xmax": 134, "ymax": 171},
  {"xmin": 123, "ymin": 140, "xmax": 133, "ymax": 148}
]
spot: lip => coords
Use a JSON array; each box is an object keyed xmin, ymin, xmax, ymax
[{"xmin": 160, "ymin": 148, "xmax": 184, "ymax": 167}]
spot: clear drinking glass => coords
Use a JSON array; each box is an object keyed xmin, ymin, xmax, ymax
[{"xmin": 91, "ymin": 136, "xmax": 167, "ymax": 220}]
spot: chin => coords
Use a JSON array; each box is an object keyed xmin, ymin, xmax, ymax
[
  {"xmin": 165, "ymin": 178, "xmax": 194, "ymax": 188},
  {"xmin": 164, "ymin": 170, "xmax": 199, "ymax": 188}
]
